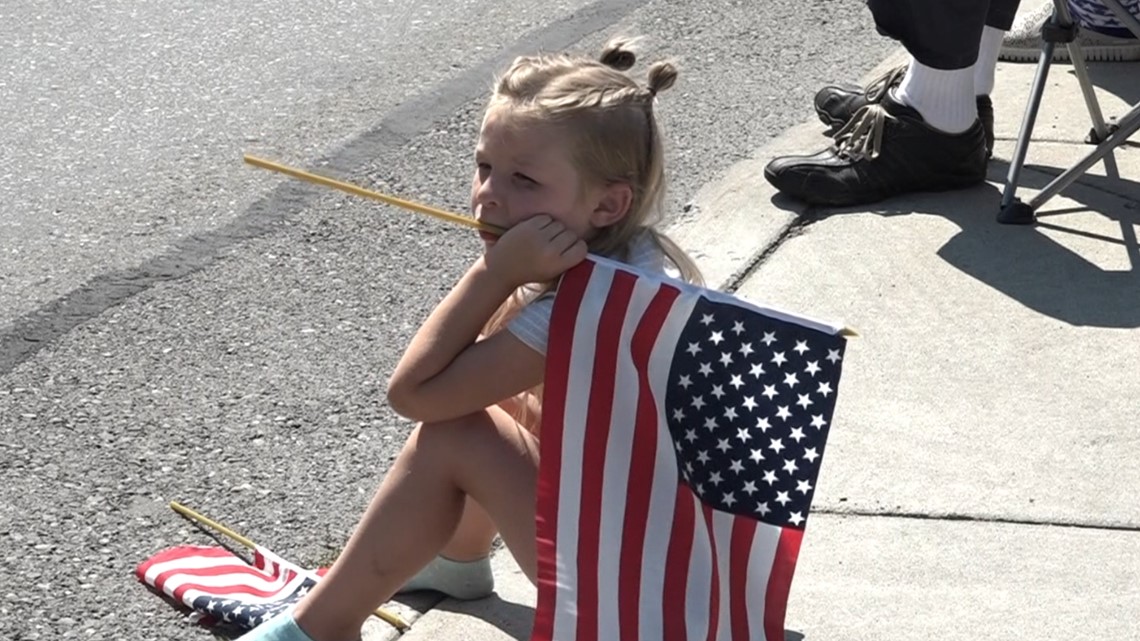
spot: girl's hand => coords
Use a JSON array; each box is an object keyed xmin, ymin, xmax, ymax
[{"xmin": 483, "ymin": 214, "xmax": 588, "ymax": 287}]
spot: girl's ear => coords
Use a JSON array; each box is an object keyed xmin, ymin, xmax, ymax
[{"xmin": 590, "ymin": 181, "xmax": 634, "ymax": 228}]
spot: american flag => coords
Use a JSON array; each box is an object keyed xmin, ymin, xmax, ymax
[
  {"xmin": 136, "ymin": 545, "xmax": 319, "ymax": 631},
  {"xmin": 532, "ymin": 257, "xmax": 847, "ymax": 641}
]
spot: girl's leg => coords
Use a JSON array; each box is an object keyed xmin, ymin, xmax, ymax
[
  {"xmin": 290, "ymin": 406, "xmax": 539, "ymax": 641},
  {"xmin": 439, "ymin": 496, "xmax": 498, "ymax": 561},
  {"xmin": 395, "ymin": 496, "xmax": 498, "ymax": 600}
]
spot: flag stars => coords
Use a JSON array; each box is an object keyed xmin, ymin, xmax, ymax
[
  {"xmin": 776, "ymin": 405, "xmax": 792, "ymax": 420},
  {"xmin": 783, "ymin": 372, "xmax": 799, "ymax": 388},
  {"xmin": 789, "ymin": 427, "xmax": 806, "ymax": 442},
  {"xmin": 805, "ymin": 361, "xmax": 821, "ymax": 376},
  {"xmin": 817, "ymin": 381, "xmax": 833, "ymax": 397},
  {"xmin": 742, "ymin": 480, "xmax": 758, "ymax": 495},
  {"xmin": 731, "ymin": 320, "xmax": 745, "ymax": 335},
  {"xmin": 775, "ymin": 491, "xmax": 791, "ymax": 506},
  {"xmin": 796, "ymin": 394, "xmax": 812, "ymax": 409},
  {"xmin": 811, "ymin": 414, "xmax": 827, "ymax": 429},
  {"xmin": 739, "ymin": 342, "xmax": 754, "ymax": 357},
  {"xmin": 762, "ymin": 470, "xmax": 779, "ymax": 485},
  {"xmin": 704, "ymin": 417, "xmax": 718, "ymax": 431},
  {"xmin": 698, "ymin": 363, "xmax": 714, "ymax": 376},
  {"xmin": 796, "ymin": 479, "xmax": 813, "ymax": 495},
  {"xmin": 756, "ymin": 501, "xmax": 772, "ymax": 516},
  {"xmin": 802, "ymin": 447, "xmax": 819, "ymax": 463},
  {"xmin": 772, "ymin": 351, "xmax": 788, "ymax": 366},
  {"xmin": 736, "ymin": 428, "xmax": 751, "ymax": 443},
  {"xmin": 788, "ymin": 512, "xmax": 804, "ymax": 526},
  {"xmin": 691, "ymin": 395, "xmax": 706, "ymax": 410},
  {"xmin": 709, "ymin": 331, "xmax": 725, "ymax": 346},
  {"xmin": 672, "ymin": 408, "xmax": 686, "ymax": 422},
  {"xmin": 709, "ymin": 471, "xmax": 724, "ymax": 486},
  {"xmin": 684, "ymin": 428, "xmax": 698, "ymax": 442},
  {"xmin": 678, "ymin": 374, "xmax": 693, "ymax": 389},
  {"xmin": 762, "ymin": 385, "xmax": 778, "ymax": 400},
  {"xmin": 697, "ymin": 451, "xmax": 710, "ymax": 465},
  {"xmin": 742, "ymin": 396, "xmax": 757, "ymax": 411},
  {"xmin": 729, "ymin": 459, "xmax": 744, "ymax": 474},
  {"xmin": 827, "ymin": 348, "xmax": 842, "ymax": 363},
  {"xmin": 749, "ymin": 448, "xmax": 765, "ymax": 463},
  {"xmin": 700, "ymin": 313, "xmax": 715, "ymax": 326},
  {"xmin": 719, "ymin": 352, "xmax": 733, "ymax": 367},
  {"xmin": 686, "ymin": 342, "xmax": 701, "ymax": 356},
  {"xmin": 723, "ymin": 407, "xmax": 738, "ymax": 421},
  {"xmin": 756, "ymin": 417, "xmax": 772, "ymax": 432},
  {"xmin": 750, "ymin": 363, "xmax": 766, "ymax": 378},
  {"xmin": 729, "ymin": 374, "xmax": 744, "ymax": 390},
  {"xmin": 711, "ymin": 385, "xmax": 726, "ymax": 399},
  {"xmin": 793, "ymin": 340, "xmax": 809, "ymax": 355},
  {"xmin": 761, "ymin": 332, "xmax": 777, "ymax": 346},
  {"xmin": 769, "ymin": 437, "xmax": 785, "ymax": 453},
  {"xmin": 782, "ymin": 458, "xmax": 799, "ymax": 474},
  {"xmin": 716, "ymin": 438, "xmax": 731, "ymax": 453}
]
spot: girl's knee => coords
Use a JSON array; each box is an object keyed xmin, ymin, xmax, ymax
[{"xmin": 408, "ymin": 411, "xmax": 497, "ymax": 457}]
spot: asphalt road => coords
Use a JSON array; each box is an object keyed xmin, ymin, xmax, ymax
[{"xmin": 0, "ymin": 1, "xmax": 894, "ymax": 638}]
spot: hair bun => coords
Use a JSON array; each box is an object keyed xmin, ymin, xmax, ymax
[
  {"xmin": 600, "ymin": 40, "xmax": 637, "ymax": 71},
  {"xmin": 646, "ymin": 60, "xmax": 677, "ymax": 96}
]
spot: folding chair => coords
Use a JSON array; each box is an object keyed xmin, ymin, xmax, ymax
[{"xmin": 998, "ymin": 0, "xmax": 1140, "ymax": 224}]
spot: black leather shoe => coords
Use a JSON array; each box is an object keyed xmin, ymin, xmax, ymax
[
  {"xmin": 765, "ymin": 92, "xmax": 988, "ymax": 207},
  {"xmin": 814, "ymin": 65, "xmax": 995, "ymax": 158}
]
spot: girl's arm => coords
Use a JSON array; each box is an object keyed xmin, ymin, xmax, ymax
[
  {"xmin": 386, "ymin": 256, "xmax": 544, "ymax": 423},
  {"xmin": 386, "ymin": 215, "xmax": 586, "ymax": 424}
]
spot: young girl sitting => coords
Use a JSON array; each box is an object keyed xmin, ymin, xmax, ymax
[{"xmin": 240, "ymin": 36, "xmax": 702, "ymax": 641}]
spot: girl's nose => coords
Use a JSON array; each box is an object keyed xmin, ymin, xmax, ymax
[{"xmin": 473, "ymin": 175, "xmax": 500, "ymax": 209}]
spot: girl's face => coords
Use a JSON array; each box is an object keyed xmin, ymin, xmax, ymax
[{"xmin": 470, "ymin": 106, "xmax": 600, "ymax": 249}]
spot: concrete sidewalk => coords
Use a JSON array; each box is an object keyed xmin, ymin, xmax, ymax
[{"xmin": 364, "ymin": 15, "xmax": 1140, "ymax": 641}]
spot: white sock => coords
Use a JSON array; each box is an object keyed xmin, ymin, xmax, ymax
[
  {"xmin": 974, "ymin": 26, "xmax": 1004, "ymax": 96},
  {"xmin": 894, "ymin": 58, "xmax": 977, "ymax": 134},
  {"xmin": 397, "ymin": 555, "xmax": 494, "ymax": 600}
]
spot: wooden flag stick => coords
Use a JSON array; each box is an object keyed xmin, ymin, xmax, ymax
[
  {"xmin": 169, "ymin": 501, "xmax": 410, "ymax": 631},
  {"xmin": 243, "ymin": 154, "xmax": 505, "ymax": 235},
  {"xmin": 242, "ymin": 154, "xmax": 859, "ymax": 338}
]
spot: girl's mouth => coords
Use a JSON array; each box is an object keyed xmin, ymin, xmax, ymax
[{"xmin": 478, "ymin": 231, "xmax": 498, "ymax": 244}]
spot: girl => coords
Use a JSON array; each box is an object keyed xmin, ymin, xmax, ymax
[{"xmin": 241, "ymin": 37, "xmax": 702, "ymax": 641}]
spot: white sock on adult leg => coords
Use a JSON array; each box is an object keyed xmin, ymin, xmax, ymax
[
  {"xmin": 974, "ymin": 26, "xmax": 1005, "ymax": 96},
  {"xmin": 894, "ymin": 58, "xmax": 977, "ymax": 134}
]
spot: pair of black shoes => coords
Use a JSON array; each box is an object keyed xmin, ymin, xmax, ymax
[{"xmin": 764, "ymin": 66, "xmax": 992, "ymax": 207}]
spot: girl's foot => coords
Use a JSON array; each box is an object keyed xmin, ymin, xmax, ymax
[
  {"xmin": 396, "ymin": 554, "xmax": 494, "ymax": 600},
  {"xmin": 238, "ymin": 610, "xmax": 316, "ymax": 641}
]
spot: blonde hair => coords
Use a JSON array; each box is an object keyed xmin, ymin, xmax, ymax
[{"xmin": 481, "ymin": 37, "xmax": 703, "ymax": 431}]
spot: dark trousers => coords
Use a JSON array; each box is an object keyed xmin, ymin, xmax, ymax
[{"xmin": 868, "ymin": 0, "xmax": 1022, "ymax": 69}]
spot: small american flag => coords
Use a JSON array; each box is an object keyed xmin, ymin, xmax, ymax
[
  {"xmin": 136, "ymin": 545, "xmax": 320, "ymax": 631},
  {"xmin": 532, "ymin": 257, "xmax": 848, "ymax": 641}
]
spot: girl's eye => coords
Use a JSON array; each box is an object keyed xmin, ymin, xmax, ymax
[{"xmin": 514, "ymin": 173, "xmax": 537, "ymax": 186}]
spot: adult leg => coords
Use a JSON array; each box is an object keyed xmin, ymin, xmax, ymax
[
  {"xmin": 765, "ymin": 0, "xmax": 992, "ymax": 206},
  {"xmin": 242, "ymin": 406, "xmax": 540, "ymax": 641},
  {"xmin": 976, "ymin": 0, "xmax": 1023, "ymax": 97},
  {"xmin": 877, "ymin": 0, "xmax": 990, "ymax": 133}
]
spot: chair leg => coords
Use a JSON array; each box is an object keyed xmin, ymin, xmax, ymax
[
  {"xmin": 998, "ymin": 2, "xmax": 1069, "ymax": 224},
  {"xmin": 1024, "ymin": 104, "xmax": 1140, "ymax": 211}
]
